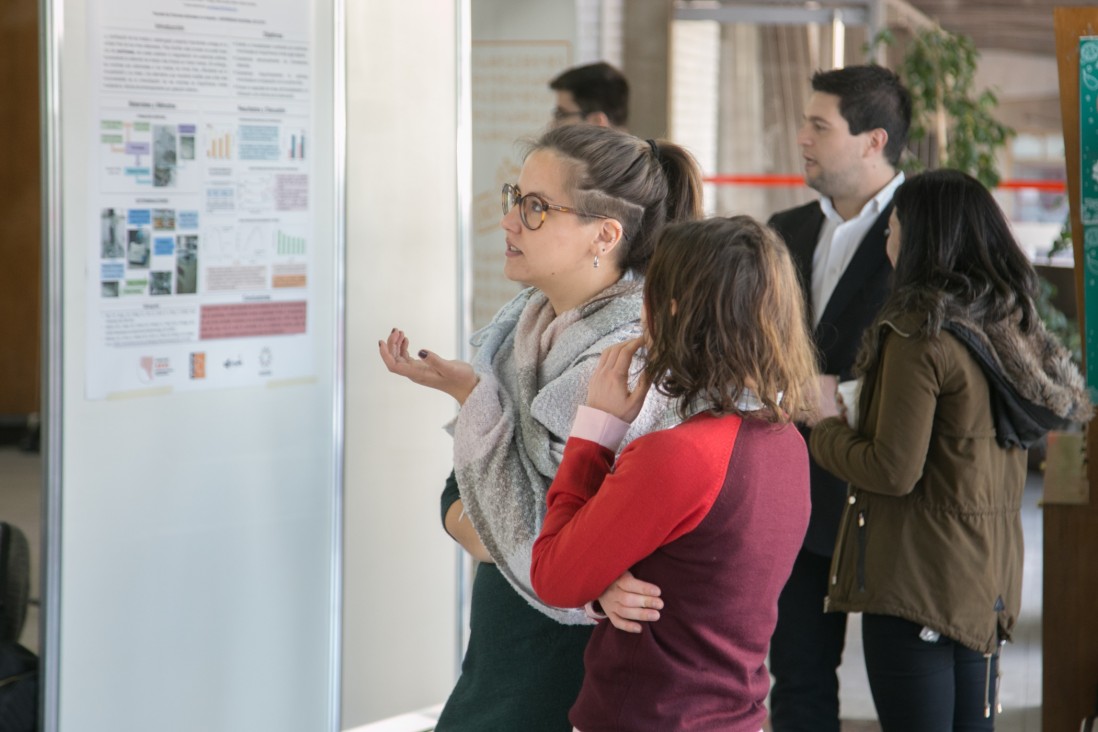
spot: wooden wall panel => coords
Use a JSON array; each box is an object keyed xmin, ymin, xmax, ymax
[
  {"xmin": 0, "ymin": 0, "xmax": 41, "ymax": 416},
  {"xmin": 1046, "ymin": 7, "xmax": 1098, "ymax": 731}
]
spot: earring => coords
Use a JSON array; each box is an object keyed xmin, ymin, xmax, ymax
[{"xmin": 593, "ymin": 254, "xmax": 600, "ymax": 269}]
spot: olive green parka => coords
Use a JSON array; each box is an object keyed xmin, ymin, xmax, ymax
[{"xmin": 810, "ymin": 307, "xmax": 1090, "ymax": 654}]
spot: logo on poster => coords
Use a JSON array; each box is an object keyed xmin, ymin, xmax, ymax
[
  {"xmin": 190, "ymin": 352, "xmax": 206, "ymax": 379},
  {"xmin": 138, "ymin": 356, "xmax": 154, "ymax": 383},
  {"xmin": 257, "ymin": 346, "xmax": 274, "ymax": 376},
  {"xmin": 137, "ymin": 356, "xmax": 172, "ymax": 383}
]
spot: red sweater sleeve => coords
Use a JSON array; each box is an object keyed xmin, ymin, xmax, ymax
[{"xmin": 531, "ymin": 415, "xmax": 740, "ymax": 608}]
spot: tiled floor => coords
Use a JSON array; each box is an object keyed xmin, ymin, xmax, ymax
[{"xmin": 0, "ymin": 446, "xmax": 1045, "ymax": 729}]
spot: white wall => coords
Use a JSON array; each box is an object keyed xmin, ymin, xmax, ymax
[
  {"xmin": 342, "ymin": 1, "xmax": 460, "ymax": 726},
  {"xmin": 670, "ymin": 19, "xmax": 721, "ymax": 214},
  {"xmin": 975, "ymin": 49, "xmax": 1060, "ymax": 103}
]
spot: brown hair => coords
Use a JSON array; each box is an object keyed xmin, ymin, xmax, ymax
[
  {"xmin": 643, "ymin": 216, "xmax": 819, "ymax": 422},
  {"xmin": 527, "ymin": 125, "xmax": 703, "ymax": 275},
  {"xmin": 811, "ymin": 64, "xmax": 912, "ymax": 167},
  {"xmin": 549, "ymin": 61, "xmax": 629, "ymax": 128}
]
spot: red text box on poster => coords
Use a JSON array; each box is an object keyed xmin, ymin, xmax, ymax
[{"xmin": 199, "ymin": 301, "xmax": 306, "ymax": 339}]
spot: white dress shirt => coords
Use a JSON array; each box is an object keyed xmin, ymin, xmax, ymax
[{"xmin": 811, "ymin": 173, "xmax": 904, "ymax": 325}]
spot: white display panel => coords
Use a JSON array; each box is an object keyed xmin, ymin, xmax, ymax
[{"xmin": 41, "ymin": 0, "xmax": 343, "ymax": 729}]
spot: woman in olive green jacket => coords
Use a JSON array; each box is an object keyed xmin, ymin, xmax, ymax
[{"xmin": 808, "ymin": 170, "xmax": 1090, "ymax": 732}]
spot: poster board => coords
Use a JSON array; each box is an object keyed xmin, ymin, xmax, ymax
[
  {"xmin": 41, "ymin": 0, "xmax": 343, "ymax": 729},
  {"xmin": 468, "ymin": 3, "xmax": 575, "ymax": 330},
  {"xmin": 469, "ymin": 39, "xmax": 571, "ymax": 328}
]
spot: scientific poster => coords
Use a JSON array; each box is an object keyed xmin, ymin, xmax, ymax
[{"xmin": 86, "ymin": 0, "xmax": 315, "ymax": 398}]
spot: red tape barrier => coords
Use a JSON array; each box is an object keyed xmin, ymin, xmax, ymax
[{"xmin": 703, "ymin": 174, "xmax": 1066, "ymax": 192}]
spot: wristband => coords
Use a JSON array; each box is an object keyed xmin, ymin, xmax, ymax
[{"xmin": 584, "ymin": 600, "xmax": 607, "ymax": 620}]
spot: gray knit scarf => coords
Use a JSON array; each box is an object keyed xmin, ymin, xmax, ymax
[{"xmin": 452, "ymin": 278, "xmax": 678, "ymax": 624}]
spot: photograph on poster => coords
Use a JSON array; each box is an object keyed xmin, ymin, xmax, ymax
[
  {"xmin": 150, "ymin": 272, "xmax": 172, "ymax": 296},
  {"xmin": 153, "ymin": 208, "xmax": 176, "ymax": 230},
  {"xmin": 100, "ymin": 207, "xmax": 125, "ymax": 258},
  {"xmin": 101, "ymin": 281, "xmax": 119, "ymax": 298},
  {"xmin": 153, "ymin": 125, "xmax": 177, "ymax": 187},
  {"xmin": 175, "ymin": 235, "xmax": 198, "ymax": 294},
  {"xmin": 127, "ymin": 228, "xmax": 150, "ymax": 268},
  {"xmin": 180, "ymin": 134, "xmax": 195, "ymax": 161}
]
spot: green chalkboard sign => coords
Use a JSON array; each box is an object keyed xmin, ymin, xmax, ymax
[{"xmin": 1080, "ymin": 37, "xmax": 1098, "ymax": 399}]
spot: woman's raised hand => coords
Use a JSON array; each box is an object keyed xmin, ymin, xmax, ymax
[
  {"xmin": 378, "ymin": 328, "xmax": 479, "ymax": 405},
  {"xmin": 586, "ymin": 338, "xmax": 651, "ymax": 424}
]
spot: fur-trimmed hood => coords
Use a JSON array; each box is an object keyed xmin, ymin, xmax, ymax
[{"xmin": 863, "ymin": 290, "xmax": 1092, "ymax": 448}]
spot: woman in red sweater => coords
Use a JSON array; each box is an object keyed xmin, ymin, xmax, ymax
[{"xmin": 531, "ymin": 215, "xmax": 819, "ymax": 732}]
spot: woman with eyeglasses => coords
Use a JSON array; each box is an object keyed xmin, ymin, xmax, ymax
[
  {"xmin": 530, "ymin": 216, "xmax": 816, "ymax": 732},
  {"xmin": 379, "ymin": 124, "xmax": 702, "ymax": 731}
]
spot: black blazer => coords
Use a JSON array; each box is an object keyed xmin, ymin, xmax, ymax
[{"xmin": 768, "ymin": 200, "xmax": 894, "ymax": 556}]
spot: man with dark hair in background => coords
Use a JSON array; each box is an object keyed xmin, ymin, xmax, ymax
[
  {"xmin": 767, "ymin": 64, "xmax": 912, "ymax": 732},
  {"xmin": 549, "ymin": 61, "xmax": 629, "ymax": 129}
]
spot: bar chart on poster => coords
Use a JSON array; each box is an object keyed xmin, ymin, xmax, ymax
[{"xmin": 41, "ymin": 0, "xmax": 343, "ymax": 730}]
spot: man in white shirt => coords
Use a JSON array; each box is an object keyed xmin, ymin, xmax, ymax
[{"xmin": 767, "ymin": 64, "xmax": 912, "ymax": 732}]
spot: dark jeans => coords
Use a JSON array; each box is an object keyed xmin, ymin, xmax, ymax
[
  {"xmin": 862, "ymin": 613, "xmax": 999, "ymax": 732},
  {"xmin": 769, "ymin": 549, "xmax": 847, "ymax": 732}
]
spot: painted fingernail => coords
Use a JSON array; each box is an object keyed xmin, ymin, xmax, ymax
[
  {"xmin": 418, "ymin": 349, "xmax": 428, "ymax": 359},
  {"xmin": 391, "ymin": 327, "xmax": 396, "ymax": 334}
]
